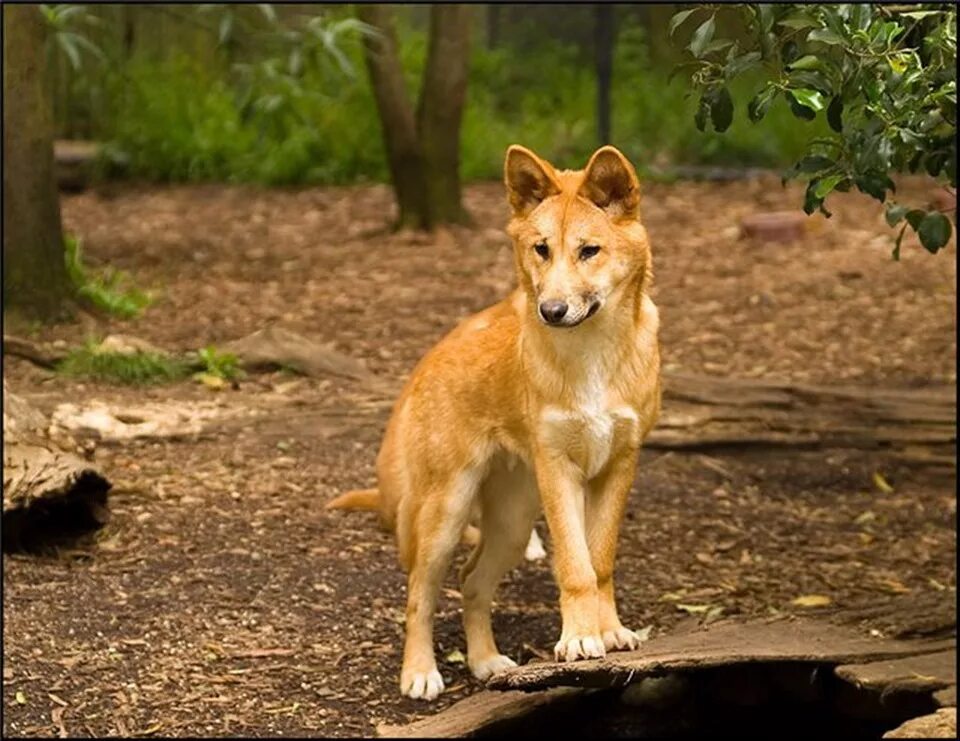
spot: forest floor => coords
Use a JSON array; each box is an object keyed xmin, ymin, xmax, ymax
[{"xmin": 2, "ymin": 175, "xmax": 957, "ymax": 737}]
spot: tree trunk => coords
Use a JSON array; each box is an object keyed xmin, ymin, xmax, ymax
[
  {"xmin": 594, "ymin": 4, "xmax": 615, "ymax": 146},
  {"xmin": 357, "ymin": 4, "xmax": 431, "ymax": 230},
  {"xmin": 418, "ymin": 4, "xmax": 472, "ymax": 226},
  {"xmin": 357, "ymin": 3, "xmax": 471, "ymax": 230},
  {"xmin": 486, "ymin": 4, "xmax": 501, "ymax": 49},
  {"xmin": 3, "ymin": 4, "xmax": 72, "ymax": 321}
]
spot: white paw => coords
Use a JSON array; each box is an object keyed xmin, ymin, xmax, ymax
[
  {"xmin": 602, "ymin": 626, "xmax": 643, "ymax": 652},
  {"xmin": 524, "ymin": 529, "xmax": 547, "ymax": 561},
  {"xmin": 554, "ymin": 634, "xmax": 606, "ymax": 662},
  {"xmin": 469, "ymin": 653, "xmax": 517, "ymax": 681},
  {"xmin": 401, "ymin": 668, "xmax": 444, "ymax": 701}
]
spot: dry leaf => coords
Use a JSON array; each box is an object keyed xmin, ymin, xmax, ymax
[
  {"xmin": 676, "ymin": 603, "xmax": 712, "ymax": 614},
  {"xmin": 193, "ymin": 372, "xmax": 227, "ymax": 390},
  {"xmin": 15, "ymin": 690, "xmax": 26, "ymax": 705},
  {"xmin": 872, "ymin": 472, "xmax": 894, "ymax": 494},
  {"xmin": 854, "ymin": 510, "xmax": 876, "ymax": 526},
  {"xmin": 791, "ymin": 594, "xmax": 832, "ymax": 608},
  {"xmin": 444, "ymin": 649, "xmax": 465, "ymax": 664},
  {"xmin": 879, "ymin": 578, "xmax": 911, "ymax": 594}
]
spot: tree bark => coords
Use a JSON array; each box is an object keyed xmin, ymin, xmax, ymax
[
  {"xmin": 418, "ymin": 4, "xmax": 472, "ymax": 226},
  {"xmin": 2, "ymin": 4, "xmax": 72, "ymax": 320},
  {"xmin": 357, "ymin": 4, "xmax": 471, "ymax": 230},
  {"xmin": 357, "ymin": 4, "xmax": 430, "ymax": 230},
  {"xmin": 486, "ymin": 4, "xmax": 501, "ymax": 49},
  {"xmin": 594, "ymin": 4, "xmax": 615, "ymax": 146}
]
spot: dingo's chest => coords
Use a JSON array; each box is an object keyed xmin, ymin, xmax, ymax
[{"xmin": 538, "ymin": 400, "xmax": 640, "ymax": 479}]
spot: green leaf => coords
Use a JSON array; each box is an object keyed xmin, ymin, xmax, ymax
[
  {"xmin": 669, "ymin": 8, "xmax": 698, "ymax": 37},
  {"xmin": 218, "ymin": 13, "xmax": 233, "ymax": 45},
  {"xmin": 726, "ymin": 51, "xmax": 762, "ymax": 78},
  {"xmin": 827, "ymin": 96, "xmax": 843, "ymax": 132},
  {"xmin": 257, "ymin": 3, "xmax": 278, "ymax": 23},
  {"xmin": 789, "ymin": 55, "xmax": 820, "ymax": 71},
  {"xmin": 789, "ymin": 88, "xmax": 825, "ymax": 112},
  {"xmin": 778, "ymin": 15, "xmax": 821, "ymax": 30},
  {"xmin": 855, "ymin": 173, "xmax": 894, "ymax": 202},
  {"xmin": 917, "ymin": 212, "xmax": 952, "ymax": 253},
  {"xmin": 57, "ymin": 33, "xmax": 81, "ymax": 70},
  {"xmin": 688, "ymin": 16, "xmax": 716, "ymax": 58},
  {"xmin": 885, "ymin": 204, "xmax": 909, "ymax": 227},
  {"xmin": 905, "ymin": 210, "xmax": 926, "ymax": 229},
  {"xmin": 694, "ymin": 94, "xmax": 709, "ymax": 132},
  {"xmin": 814, "ymin": 174, "xmax": 846, "ymax": 199},
  {"xmin": 748, "ymin": 85, "xmax": 778, "ymax": 122},
  {"xmin": 898, "ymin": 10, "xmax": 943, "ymax": 20},
  {"xmin": 709, "ymin": 87, "xmax": 734, "ymax": 132},
  {"xmin": 808, "ymin": 28, "xmax": 844, "ymax": 45},
  {"xmin": 789, "ymin": 94, "xmax": 816, "ymax": 121},
  {"xmin": 701, "ymin": 39, "xmax": 734, "ymax": 56}
]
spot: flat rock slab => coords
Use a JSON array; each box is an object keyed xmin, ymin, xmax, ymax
[
  {"xmin": 487, "ymin": 619, "xmax": 955, "ymax": 692},
  {"xmin": 376, "ymin": 688, "xmax": 580, "ymax": 738},
  {"xmin": 935, "ymin": 685, "xmax": 957, "ymax": 708},
  {"xmin": 883, "ymin": 707, "xmax": 957, "ymax": 738},
  {"xmin": 836, "ymin": 650, "xmax": 956, "ymax": 694}
]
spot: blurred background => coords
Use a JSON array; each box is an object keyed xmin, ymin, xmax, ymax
[{"xmin": 47, "ymin": 3, "xmax": 824, "ymax": 186}]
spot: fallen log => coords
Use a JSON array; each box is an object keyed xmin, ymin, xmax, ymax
[
  {"xmin": 3, "ymin": 381, "xmax": 110, "ymax": 551},
  {"xmin": 650, "ymin": 373, "xmax": 956, "ymax": 455}
]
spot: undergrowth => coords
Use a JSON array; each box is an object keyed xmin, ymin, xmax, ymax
[{"xmin": 65, "ymin": 234, "xmax": 153, "ymax": 319}]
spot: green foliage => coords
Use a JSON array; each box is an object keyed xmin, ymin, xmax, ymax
[
  {"xmin": 62, "ymin": 7, "xmax": 839, "ymax": 186},
  {"xmin": 58, "ymin": 340, "xmax": 189, "ymax": 385},
  {"xmin": 672, "ymin": 3, "xmax": 957, "ymax": 258},
  {"xmin": 64, "ymin": 234, "xmax": 152, "ymax": 318},
  {"xmin": 194, "ymin": 345, "xmax": 244, "ymax": 381},
  {"xmin": 41, "ymin": 4, "xmax": 104, "ymax": 70}
]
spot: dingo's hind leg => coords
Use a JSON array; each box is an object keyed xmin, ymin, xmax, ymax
[
  {"xmin": 460, "ymin": 459, "xmax": 539, "ymax": 681},
  {"xmin": 399, "ymin": 467, "xmax": 481, "ymax": 701}
]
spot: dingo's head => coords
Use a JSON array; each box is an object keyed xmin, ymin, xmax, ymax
[{"xmin": 504, "ymin": 145, "xmax": 650, "ymax": 329}]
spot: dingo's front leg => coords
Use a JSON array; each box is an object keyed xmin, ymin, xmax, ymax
[
  {"xmin": 587, "ymin": 448, "xmax": 644, "ymax": 652},
  {"xmin": 534, "ymin": 453, "xmax": 605, "ymax": 662}
]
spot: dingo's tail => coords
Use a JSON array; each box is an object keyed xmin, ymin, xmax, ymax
[{"xmin": 325, "ymin": 488, "xmax": 380, "ymax": 511}]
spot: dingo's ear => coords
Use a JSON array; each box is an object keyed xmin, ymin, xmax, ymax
[
  {"xmin": 504, "ymin": 145, "xmax": 561, "ymax": 216},
  {"xmin": 579, "ymin": 146, "xmax": 640, "ymax": 221}
]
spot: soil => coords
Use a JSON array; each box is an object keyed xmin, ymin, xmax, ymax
[{"xmin": 2, "ymin": 174, "xmax": 956, "ymax": 737}]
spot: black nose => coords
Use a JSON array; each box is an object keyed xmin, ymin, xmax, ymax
[{"xmin": 539, "ymin": 300, "xmax": 568, "ymax": 324}]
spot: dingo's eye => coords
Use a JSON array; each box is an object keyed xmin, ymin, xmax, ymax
[
  {"xmin": 579, "ymin": 245, "xmax": 601, "ymax": 261},
  {"xmin": 534, "ymin": 242, "xmax": 550, "ymax": 260}
]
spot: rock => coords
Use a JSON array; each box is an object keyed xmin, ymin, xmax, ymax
[
  {"xmin": 98, "ymin": 334, "xmax": 167, "ymax": 356},
  {"xmin": 487, "ymin": 619, "xmax": 955, "ymax": 692},
  {"xmin": 835, "ymin": 649, "xmax": 956, "ymax": 694},
  {"xmin": 883, "ymin": 708, "xmax": 956, "ymax": 738},
  {"xmin": 934, "ymin": 685, "xmax": 956, "ymax": 708},
  {"xmin": 740, "ymin": 211, "xmax": 808, "ymax": 243},
  {"xmin": 375, "ymin": 688, "xmax": 581, "ymax": 737},
  {"xmin": 51, "ymin": 401, "xmax": 229, "ymax": 442}
]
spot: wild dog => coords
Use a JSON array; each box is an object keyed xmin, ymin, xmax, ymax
[{"xmin": 327, "ymin": 144, "xmax": 661, "ymax": 701}]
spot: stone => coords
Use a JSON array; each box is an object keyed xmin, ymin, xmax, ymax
[{"xmin": 883, "ymin": 708, "xmax": 956, "ymax": 739}]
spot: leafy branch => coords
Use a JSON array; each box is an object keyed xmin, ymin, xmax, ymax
[{"xmin": 672, "ymin": 3, "xmax": 956, "ymax": 258}]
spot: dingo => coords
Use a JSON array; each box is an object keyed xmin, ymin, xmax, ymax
[{"xmin": 327, "ymin": 144, "xmax": 661, "ymax": 700}]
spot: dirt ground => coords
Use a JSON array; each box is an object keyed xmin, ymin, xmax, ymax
[{"xmin": 2, "ymin": 174, "xmax": 957, "ymax": 737}]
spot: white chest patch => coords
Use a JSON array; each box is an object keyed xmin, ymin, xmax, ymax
[{"xmin": 540, "ymin": 396, "xmax": 639, "ymax": 479}]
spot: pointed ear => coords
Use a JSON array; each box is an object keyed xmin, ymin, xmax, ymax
[
  {"xmin": 504, "ymin": 145, "xmax": 561, "ymax": 216},
  {"xmin": 578, "ymin": 146, "xmax": 641, "ymax": 221}
]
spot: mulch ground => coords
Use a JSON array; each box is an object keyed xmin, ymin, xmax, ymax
[{"xmin": 2, "ymin": 173, "xmax": 956, "ymax": 737}]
